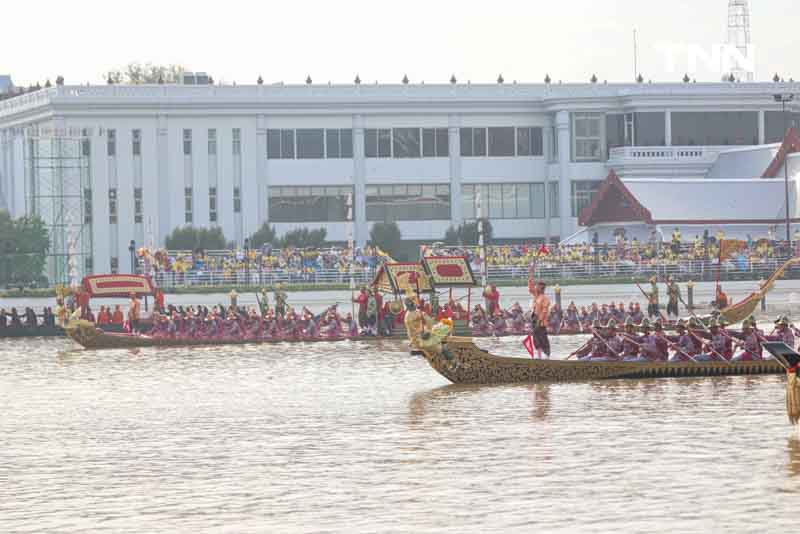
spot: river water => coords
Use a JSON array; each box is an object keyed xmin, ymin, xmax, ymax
[{"xmin": 2, "ymin": 328, "xmax": 800, "ymax": 533}]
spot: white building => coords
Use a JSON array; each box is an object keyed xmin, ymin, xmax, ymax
[{"xmin": 0, "ymin": 80, "xmax": 799, "ymax": 277}]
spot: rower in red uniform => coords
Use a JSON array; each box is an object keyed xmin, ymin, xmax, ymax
[{"xmin": 483, "ymin": 284, "xmax": 500, "ymax": 317}]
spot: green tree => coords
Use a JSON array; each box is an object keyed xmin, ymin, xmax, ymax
[
  {"xmin": 0, "ymin": 211, "xmax": 49, "ymax": 287},
  {"xmin": 248, "ymin": 223, "xmax": 277, "ymax": 248},
  {"xmin": 277, "ymin": 228, "xmax": 327, "ymax": 249},
  {"xmin": 105, "ymin": 62, "xmax": 186, "ymax": 84},
  {"xmin": 369, "ymin": 221, "xmax": 402, "ymax": 258},
  {"xmin": 165, "ymin": 226, "xmax": 227, "ymax": 250},
  {"xmin": 444, "ymin": 219, "xmax": 493, "ymax": 246}
]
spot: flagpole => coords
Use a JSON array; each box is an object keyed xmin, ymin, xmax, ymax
[
  {"xmin": 476, "ymin": 191, "xmax": 487, "ymax": 288},
  {"xmin": 347, "ymin": 193, "xmax": 355, "ymax": 318}
]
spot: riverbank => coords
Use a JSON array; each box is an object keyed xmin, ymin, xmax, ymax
[{"xmin": 0, "ymin": 271, "xmax": 783, "ymax": 299}]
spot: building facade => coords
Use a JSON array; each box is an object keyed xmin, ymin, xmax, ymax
[{"xmin": 0, "ymin": 81, "xmax": 799, "ymax": 277}]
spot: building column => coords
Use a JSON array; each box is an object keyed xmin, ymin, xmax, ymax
[
  {"xmin": 758, "ymin": 110, "xmax": 766, "ymax": 145},
  {"xmin": 556, "ymin": 110, "xmax": 572, "ymax": 240},
  {"xmin": 448, "ymin": 114, "xmax": 462, "ymax": 225},
  {"xmin": 665, "ymin": 111, "xmax": 672, "ymax": 147},
  {"xmin": 256, "ymin": 115, "xmax": 268, "ymax": 225},
  {"xmin": 352, "ymin": 114, "xmax": 367, "ymax": 246},
  {"xmin": 156, "ymin": 116, "xmax": 169, "ymax": 243}
]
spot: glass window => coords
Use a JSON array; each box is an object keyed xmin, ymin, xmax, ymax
[
  {"xmin": 108, "ymin": 188, "xmax": 117, "ymax": 224},
  {"xmin": 340, "ymin": 129, "xmax": 353, "ymax": 158},
  {"xmin": 531, "ymin": 183, "xmax": 545, "ymax": 218},
  {"xmin": 183, "ymin": 129, "xmax": 192, "ymax": 156},
  {"xmin": 107, "ymin": 129, "xmax": 116, "ymax": 156},
  {"xmin": 296, "ymin": 129, "xmax": 324, "ymax": 159},
  {"xmin": 571, "ymin": 180, "xmax": 602, "ymax": 216},
  {"xmin": 488, "ymin": 127, "xmax": 515, "ymax": 157},
  {"xmin": 422, "ymin": 128, "xmax": 449, "ymax": 158},
  {"xmin": 232, "ymin": 128, "xmax": 241, "ymax": 155},
  {"xmin": 209, "ymin": 187, "xmax": 217, "ymax": 223},
  {"xmin": 233, "ymin": 187, "xmax": 241, "ymax": 213},
  {"xmin": 549, "ymin": 182, "xmax": 559, "ymax": 217},
  {"xmin": 671, "ymin": 112, "xmax": 758, "ymax": 146},
  {"xmin": 266, "ymin": 129, "xmax": 295, "ymax": 159},
  {"xmin": 765, "ymin": 111, "xmax": 800, "ymax": 144},
  {"xmin": 81, "ymin": 128, "xmax": 91, "ymax": 157},
  {"xmin": 281, "ymin": 129, "xmax": 295, "ymax": 158},
  {"xmin": 208, "ymin": 129, "xmax": 217, "ymax": 155},
  {"xmin": 184, "ymin": 187, "xmax": 193, "ymax": 223},
  {"xmin": 572, "ymin": 113, "xmax": 603, "ymax": 161},
  {"xmin": 462, "ymin": 184, "xmax": 476, "ymax": 219},
  {"xmin": 501, "ymin": 183, "xmax": 516, "ymax": 217},
  {"xmin": 460, "ymin": 128, "xmax": 473, "ymax": 156},
  {"xmin": 516, "ymin": 184, "xmax": 532, "ymax": 218},
  {"xmin": 326, "ymin": 129, "xmax": 340, "ymax": 158},
  {"xmin": 132, "ymin": 129, "xmax": 141, "ymax": 156},
  {"xmin": 634, "ymin": 112, "xmax": 666, "ymax": 146},
  {"xmin": 268, "ymin": 185, "xmax": 352, "ymax": 222},
  {"xmin": 267, "ymin": 129, "xmax": 280, "ymax": 158},
  {"xmin": 134, "ymin": 187, "xmax": 143, "ymax": 223},
  {"xmin": 605, "ymin": 114, "xmax": 626, "ymax": 154},
  {"xmin": 364, "ymin": 129, "xmax": 378, "ymax": 158},
  {"xmin": 473, "ymin": 128, "xmax": 487, "ymax": 156},
  {"xmin": 393, "ymin": 128, "xmax": 421, "ymax": 158},
  {"xmin": 487, "ymin": 184, "xmax": 503, "ymax": 218},
  {"xmin": 378, "ymin": 129, "xmax": 391, "ymax": 157},
  {"xmin": 517, "ymin": 127, "xmax": 544, "ymax": 156},
  {"xmin": 366, "ymin": 184, "xmax": 451, "ymax": 221}
]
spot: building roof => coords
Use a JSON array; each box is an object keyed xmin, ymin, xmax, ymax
[
  {"xmin": 581, "ymin": 173, "xmax": 797, "ymax": 226},
  {"xmin": 705, "ymin": 143, "xmax": 780, "ymax": 179},
  {"xmin": 622, "ymin": 178, "xmax": 795, "ymax": 223},
  {"xmin": 762, "ymin": 128, "xmax": 800, "ymax": 178}
]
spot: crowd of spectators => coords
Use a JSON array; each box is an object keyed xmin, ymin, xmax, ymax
[
  {"xmin": 130, "ymin": 228, "xmax": 798, "ymax": 288},
  {"xmin": 139, "ymin": 245, "xmax": 391, "ymax": 285}
]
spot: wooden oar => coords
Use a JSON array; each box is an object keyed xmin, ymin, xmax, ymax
[
  {"xmin": 656, "ymin": 332, "xmax": 701, "ymax": 363},
  {"xmin": 590, "ymin": 327, "xmax": 622, "ymax": 360}
]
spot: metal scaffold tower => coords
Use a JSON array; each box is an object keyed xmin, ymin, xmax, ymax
[
  {"xmin": 24, "ymin": 133, "xmax": 92, "ymax": 286},
  {"xmin": 726, "ymin": 0, "xmax": 754, "ymax": 82}
]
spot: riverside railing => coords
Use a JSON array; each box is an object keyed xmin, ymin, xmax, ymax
[{"xmin": 139, "ymin": 255, "xmax": 797, "ymax": 289}]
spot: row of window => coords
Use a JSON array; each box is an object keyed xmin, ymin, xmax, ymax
[
  {"xmin": 459, "ymin": 127, "xmax": 544, "ymax": 157},
  {"xmin": 99, "ymin": 111, "xmax": 800, "ymax": 163},
  {"xmin": 86, "ymin": 181, "xmax": 604, "ymax": 225},
  {"xmin": 100, "ymin": 186, "xmax": 241, "ymax": 225},
  {"xmin": 461, "ymin": 183, "xmax": 560, "ymax": 220}
]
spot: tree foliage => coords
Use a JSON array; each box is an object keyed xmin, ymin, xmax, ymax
[
  {"xmin": 0, "ymin": 211, "xmax": 50, "ymax": 287},
  {"xmin": 248, "ymin": 223, "xmax": 277, "ymax": 249},
  {"xmin": 106, "ymin": 62, "xmax": 186, "ymax": 84},
  {"xmin": 444, "ymin": 219, "xmax": 493, "ymax": 246},
  {"xmin": 276, "ymin": 228, "xmax": 327, "ymax": 249},
  {"xmin": 369, "ymin": 221, "xmax": 402, "ymax": 257},
  {"xmin": 165, "ymin": 226, "xmax": 227, "ymax": 251}
]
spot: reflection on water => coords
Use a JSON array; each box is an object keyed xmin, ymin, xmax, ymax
[
  {"xmin": 1, "ymin": 336, "xmax": 800, "ymax": 532},
  {"xmin": 788, "ymin": 437, "xmax": 800, "ymax": 478}
]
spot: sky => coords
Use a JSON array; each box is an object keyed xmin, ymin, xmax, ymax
[{"xmin": 3, "ymin": 0, "xmax": 799, "ymax": 86}]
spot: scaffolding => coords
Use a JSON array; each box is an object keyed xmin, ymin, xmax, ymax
[
  {"xmin": 24, "ymin": 134, "xmax": 92, "ymax": 286},
  {"xmin": 726, "ymin": 0, "xmax": 754, "ymax": 82}
]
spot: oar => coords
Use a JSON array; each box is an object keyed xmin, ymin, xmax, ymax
[
  {"xmin": 590, "ymin": 327, "xmax": 622, "ymax": 360},
  {"xmin": 566, "ymin": 338, "xmax": 592, "ymax": 360},
  {"xmin": 686, "ymin": 329, "xmax": 730, "ymax": 363},
  {"xmin": 656, "ymin": 332, "xmax": 701, "ymax": 363},
  {"xmin": 619, "ymin": 332, "xmax": 659, "ymax": 362}
]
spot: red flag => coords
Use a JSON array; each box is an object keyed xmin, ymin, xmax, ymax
[{"xmin": 523, "ymin": 334, "xmax": 536, "ymax": 358}]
